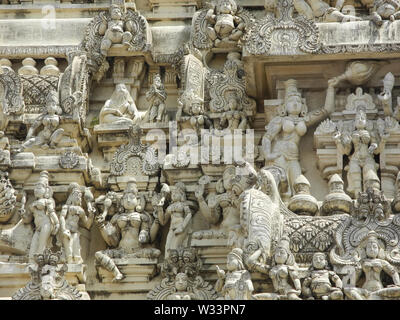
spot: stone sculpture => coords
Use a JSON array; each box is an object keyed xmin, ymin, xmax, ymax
[
  {"xmin": 20, "ymin": 171, "xmax": 59, "ymax": 263},
  {"xmin": 343, "ymin": 231, "xmax": 400, "ymax": 300},
  {"xmin": 288, "ymin": 175, "xmax": 319, "ymax": 216},
  {"xmin": 262, "ymin": 79, "xmax": 336, "ymax": 194},
  {"xmin": 302, "ymin": 252, "xmax": 343, "ymax": 300},
  {"xmin": 321, "ymin": 174, "xmax": 352, "ymax": 216},
  {"xmin": 156, "ymin": 182, "xmax": 193, "ymax": 258},
  {"xmin": 12, "ymin": 249, "xmax": 85, "ymax": 300},
  {"xmin": 334, "ymin": 108, "xmax": 387, "ymax": 197},
  {"xmin": 99, "ymin": 83, "xmax": 139, "ymax": 125},
  {"xmin": 144, "ymin": 74, "xmax": 167, "ymax": 123},
  {"xmin": 147, "ymin": 248, "xmax": 218, "ymax": 300},
  {"xmin": 19, "ymin": 91, "xmax": 76, "ymax": 151},
  {"xmin": 249, "ymin": 236, "xmax": 302, "ymax": 300},
  {"xmin": 371, "ymin": 0, "xmax": 400, "ymax": 25},
  {"xmin": 215, "ymin": 248, "xmax": 254, "ymax": 300},
  {"xmin": 95, "ymin": 179, "xmax": 160, "ymax": 281},
  {"xmin": 294, "ymin": 0, "xmax": 360, "ymax": 22},
  {"xmin": 60, "ymin": 183, "xmax": 95, "ymax": 264}
]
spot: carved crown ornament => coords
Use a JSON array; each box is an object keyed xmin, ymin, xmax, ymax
[{"xmin": 243, "ymin": 0, "xmax": 321, "ymax": 56}]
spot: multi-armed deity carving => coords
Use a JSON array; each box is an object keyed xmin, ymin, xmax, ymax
[
  {"xmin": 59, "ymin": 183, "xmax": 95, "ymax": 264},
  {"xmin": 262, "ymin": 78, "xmax": 336, "ymax": 196},
  {"xmin": 95, "ymin": 178, "xmax": 161, "ymax": 282},
  {"xmin": 12, "ymin": 249, "xmax": 85, "ymax": 300},
  {"xmin": 191, "ymin": 0, "xmax": 254, "ymax": 51},
  {"xmin": 148, "ymin": 248, "xmax": 218, "ymax": 300}
]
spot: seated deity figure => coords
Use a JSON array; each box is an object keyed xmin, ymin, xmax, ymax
[
  {"xmin": 294, "ymin": 0, "xmax": 361, "ymax": 22},
  {"xmin": 302, "ymin": 252, "xmax": 343, "ymax": 300},
  {"xmin": 262, "ymin": 78, "xmax": 336, "ymax": 194},
  {"xmin": 20, "ymin": 171, "xmax": 59, "ymax": 263},
  {"xmin": 95, "ymin": 179, "xmax": 160, "ymax": 282},
  {"xmin": 19, "ymin": 91, "xmax": 75, "ymax": 152},
  {"xmin": 344, "ymin": 231, "xmax": 400, "ymax": 300},
  {"xmin": 98, "ymin": 4, "xmax": 134, "ymax": 55},
  {"xmin": 215, "ymin": 248, "xmax": 254, "ymax": 300},
  {"xmin": 99, "ymin": 83, "xmax": 139, "ymax": 125},
  {"xmin": 156, "ymin": 182, "xmax": 193, "ymax": 258},
  {"xmin": 59, "ymin": 183, "xmax": 95, "ymax": 264},
  {"xmin": 371, "ymin": 0, "xmax": 400, "ymax": 26},
  {"xmin": 144, "ymin": 74, "xmax": 167, "ymax": 123},
  {"xmin": 334, "ymin": 108, "xmax": 387, "ymax": 198},
  {"xmin": 205, "ymin": 0, "xmax": 245, "ymax": 47},
  {"xmin": 166, "ymin": 273, "xmax": 196, "ymax": 300},
  {"xmin": 249, "ymin": 237, "xmax": 302, "ymax": 300}
]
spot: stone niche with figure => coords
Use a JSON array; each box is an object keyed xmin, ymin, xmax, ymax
[{"xmin": 3, "ymin": 0, "xmax": 400, "ymax": 301}]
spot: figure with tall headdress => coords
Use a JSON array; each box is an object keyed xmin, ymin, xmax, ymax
[
  {"xmin": 262, "ymin": 78, "xmax": 337, "ymax": 194},
  {"xmin": 20, "ymin": 171, "xmax": 59, "ymax": 262}
]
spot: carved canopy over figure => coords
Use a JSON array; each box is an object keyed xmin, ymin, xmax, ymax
[
  {"xmin": 12, "ymin": 249, "xmax": 85, "ymax": 300},
  {"xmin": 262, "ymin": 78, "xmax": 337, "ymax": 194},
  {"xmin": 342, "ymin": 231, "xmax": 400, "ymax": 300},
  {"xmin": 99, "ymin": 83, "xmax": 139, "ymax": 125},
  {"xmin": 95, "ymin": 179, "xmax": 160, "ymax": 282}
]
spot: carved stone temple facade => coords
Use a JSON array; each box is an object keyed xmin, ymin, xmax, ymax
[{"xmin": 2, "ymin": 0, "xmax": 400, "ymax": 300}]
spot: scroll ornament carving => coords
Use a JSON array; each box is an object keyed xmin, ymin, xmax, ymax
[
  {"xmin": 147, "ymin": 248, "xmax": 218, "ymax": 300},
  {"xmin": 244, "ymin": 0, "xmax": 320, "ymax": 55},
  {"xmin": 110, "ymin": 125, "xmax": 160, "ymax": 176},
  {"xmin": 12, "ymin": 249, "xmax": 84, "ymax": 300},
  {"xmin": 0, "ymin": 65, "xmax": 25, "ymax": 115},
  {"xmin": 59, "ymin": 151, "xmax": 80, "ymax": 169}
]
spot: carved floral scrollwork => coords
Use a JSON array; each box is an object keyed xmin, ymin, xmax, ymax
[
  {"xmin": 244, "ymin": 0, "xmax": 320, "ymax": 55},
  {"xmin": 0, "ymin": 65, "xmax": 25, "ymax": 115},
  {"xmin": 12, "ymin": 249, "xmax": 84, "ymax": 300},
  {"xmin": 110, "ymin": 125, "xmax": 160, "ymax": 176},
  {"xmin": 147, "ymin": 248, "xmax": 218, "ymax": 300}
]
